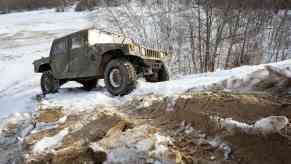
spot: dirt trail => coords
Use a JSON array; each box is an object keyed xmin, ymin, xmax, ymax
[{"xmin": 5, "ymin": 91, "xmax": 291, "ymax": 164}]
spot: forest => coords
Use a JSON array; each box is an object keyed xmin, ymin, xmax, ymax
[{"xmin": 1, "ymin": 0, "xmax": 291, "ymax": 75}]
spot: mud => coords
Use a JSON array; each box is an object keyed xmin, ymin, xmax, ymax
[
  {"xmin": 122, "ymin": 91, "xmax": 291, "ymax": 164},
  {"xmin": 16, "ymin": 91, "xmax": 291, "ymax": 164}
]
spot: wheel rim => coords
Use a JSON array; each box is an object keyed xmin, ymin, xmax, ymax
[
  {"xmin": 44, "ymin": 76, "xmax": 53, "ymax": 91},
  {"xmin": 109, "ymin": 68, "xmax": 122, "ymax": 88}
]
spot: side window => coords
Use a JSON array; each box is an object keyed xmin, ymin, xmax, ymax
[
  {"xmin": 53, "ymin": 40, "xmax": 66, "ymax": 55},
  {"xmin": 72, "ymin": 36, "xmax": 82, "ymax": 49}
]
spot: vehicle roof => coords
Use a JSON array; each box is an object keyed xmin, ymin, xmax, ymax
[{"xmin": 53, "ymin": 28, "xmax": 126, "ymax": 42}]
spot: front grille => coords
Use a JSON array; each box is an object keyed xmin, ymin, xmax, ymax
[{"xmin": 145, "ymin": 49, "xmax": 160, "ymax": 59}]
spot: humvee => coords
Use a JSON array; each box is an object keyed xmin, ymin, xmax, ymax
[{"xmin": 33, "ymin": 28, "xmax": 170, "ymax": 96}]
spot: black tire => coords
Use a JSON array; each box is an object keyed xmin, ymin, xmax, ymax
[
  {"xmin": 81, "ymin": 79, "xmax": 98, "ymax": 91},
  {"xmin": 104, "ymin": 58, "xmax": 137, "ymax": 96},
  {"xmin": 41, "ymin": 71, "xmax": 60, "ymax": 94},
  {"xmin": 145, "ymin": 64, "xmax": 169, "ymax": 82}
]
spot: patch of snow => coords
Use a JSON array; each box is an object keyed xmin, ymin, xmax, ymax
[
  {"xmin": 207, "ymin": 137, "xmax": 232, "ymax": 160},
  {"xmin": 254, "ymin": 116, "xmax": 289, "ymax": 134},
  {"xmin": 57, "ymin": 116, "xmax": 67, "ymax": 124},
  {"xmin": 90, "ymin": 142, "xmax": 106, "ymax": 152},
  {"xmin": 32, "ymin": 128, "xmax": 69, "ymax": 154},
  {"xmin": 92, "ymin": 125, "xmax": 174, "ymax": 164},
  {"xmin": 166, "ymin": 96, "xmax": 179, "ymax": 112},
  {"xmin": 135, "ymin": 95, "xmax": 164, "ymax": 109},
  {"xmin": 222, "ymin": 118, "xmax": 252, "ymax": 130},
  {"xmin": 152, "ymin": 133, "xmax": 172, "ymax": 156},
  {"xmin": 135, "ymin": 138, "xmax": 154, "ymax": 151},
  {"xmin": 106, "ymin": 147, "xmax": 143, "ymax": 163},
  {"xmin": 214, "ymin": 116, "xmax": 289, "ymax": 135}
]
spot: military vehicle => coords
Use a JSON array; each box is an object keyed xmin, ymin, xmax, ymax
[{"xmin": 33, "ymin": 28, "xmax": 170, "ymax": 96}]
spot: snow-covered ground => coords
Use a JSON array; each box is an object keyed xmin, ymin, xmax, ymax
[
  {"xmin": 0, "ymin": 9, "xmax": 92, "ymax": 118},
  {"xmin": 42, "ymin": 59, "xmax": 291, "ymax": 113},
  {"xmin": 1, "ymin": 8, "xmax": 291, "ymax": 119}
]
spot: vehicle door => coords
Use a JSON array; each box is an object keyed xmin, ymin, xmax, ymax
[
  {"xmin": 50, "ymin": 39, "xmax": 70, "ymax": 79},
  {"xmin": 68, "ymin": 33, "xmax": 97, "ymax": 78}
]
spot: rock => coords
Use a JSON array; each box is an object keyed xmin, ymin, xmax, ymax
[
  {"xmin": 210, "ymin": 156, "xmax": 216, "ymax": 160},
  {"xmin": 37, "ymin": 108, "xmax": 64, "ymax": 123}
]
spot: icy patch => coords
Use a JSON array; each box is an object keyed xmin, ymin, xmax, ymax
[
  {"xmin": 30, "ymin": 115, "xmax": 68, "ymax": 134},
  {"xmin": 33, "ymin": 128, "xmax": 69, "ymax": 154},
  {"xmin": 0, "ymin": 112, "xmax": 32, "ymax": 135}
]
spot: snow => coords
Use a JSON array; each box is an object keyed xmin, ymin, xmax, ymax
[
  {"xmin": 215, "ymin": 116, "xmax": 289, "ymax": 135},
  {"xmin": 39, "ymin": 59, "xmax": 291, "ymax": 114},
  {"xmin": 0, "ymin": 9, "xmax": 92, "ymax": 118},
  {"xmin": 254, "ymin": 116, "xmax": 289, "ymax": 134},
  {"xmin": 57, "ymin": 116, "xmax": 67, "ymax": 124},
  {"xmin": 90, "ymin": 125, "xmax": 174, "ymax": 164},
  {"xmin": 0, "ymin": 112, "xmax": 32, "ymax": 134},
  {"xmin": 32, "ymin": 128, "xmax": 69, "ymax": 154},
  {"xmin": 1, "ymin": 8, "xmax": 291, "ymax": 120}
]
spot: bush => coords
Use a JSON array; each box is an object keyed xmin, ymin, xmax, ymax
[{"xmin": 75, "ymin": 0, "xmax": 97, "ymax": 11}]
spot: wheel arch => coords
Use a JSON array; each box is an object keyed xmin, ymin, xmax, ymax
[
  {"xmin": 99, "ymin": 49, "xmax": 146, "ymax": 75},
  {"xmin": 38, "ymin": 63, "xmax": 51, "ymax": 73}
]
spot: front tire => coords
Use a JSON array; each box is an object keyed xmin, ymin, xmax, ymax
[
  {"xmin": 41, "ymin": 71, "xmax": 60, "ymax": 94},
  {"xmin": 104, "ymin": 59, "xmax": 137, "ymax": 96}
]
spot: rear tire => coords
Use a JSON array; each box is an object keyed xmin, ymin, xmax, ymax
[
  {"xmin": 104, "ymin": 58, "xmax": 137, "ymax": 96},
  {"xmin": 41, "ymin": 71, "xmax": 60, "ymax": 94}
]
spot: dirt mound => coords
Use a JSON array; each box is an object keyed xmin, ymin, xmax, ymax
[
  {"xmin": 8, "ymin": 91, "xmax": 291, "ymax": 164},
  {"xmin": 123, "ymin": 92, "xmax": 291, "ymax": 164}
]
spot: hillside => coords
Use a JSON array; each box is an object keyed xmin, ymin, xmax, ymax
[{"xmin": 1, "ymin": 5, "xmax": 291, "ymax": 164}]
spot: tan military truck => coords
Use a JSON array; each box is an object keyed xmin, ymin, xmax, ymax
[{"xmin": 33, "ymin": 29, "xmax": 170, "ymax": 96}]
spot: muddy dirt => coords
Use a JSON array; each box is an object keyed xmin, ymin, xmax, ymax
[
  {"xmin": 122, "ymin": 91, "xmax": 291, "ymax": 164},
  {"xmin": 12, "ymin": 91, "xmax": 291, "ymax": 164}
]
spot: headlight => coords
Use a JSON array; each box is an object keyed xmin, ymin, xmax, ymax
[
  {"xmin": 128, "ymin": 44, "xmax": 135, "ymax": 51},
  {"xmin": 128, "ymin": 43, "xmax": 140, "ymax": 52},
  {"xmin": 160, "ymin": 52, "xmax": 167, "ymax": 58}
]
